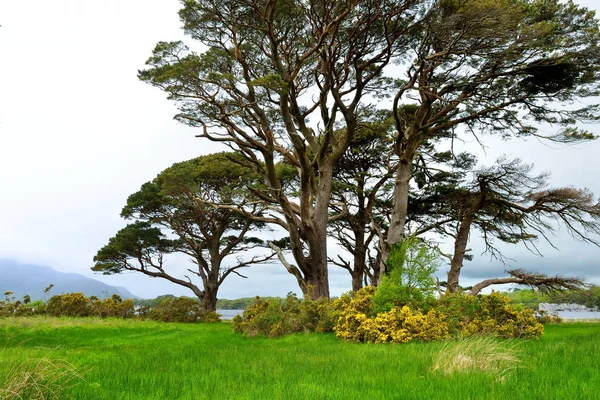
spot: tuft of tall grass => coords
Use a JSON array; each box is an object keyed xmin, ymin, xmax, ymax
[
  {"xmin": 432, "ymin": 336, "xmax": 524, "ymax": 381},
  {"xmin": 0, "ymin": 347, "xmax": 84, "ymax": 400}
]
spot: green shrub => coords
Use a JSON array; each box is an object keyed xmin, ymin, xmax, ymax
[
  {"xmin": 89, "ymin": 295, "xmax": 135, "ymax": 318},
  {"xmin": 45, "ymin": 293, "xmax": 135, "ymax": 319},
  {"xmin": 0, "ymin": 293, "xmax": 45, "ymax": 317},
  {"xmin": 535, "ymin": 310, "xmax": 563, "ymax": 324},
  {"xmin": 372, "ymin": 237, "xmax": 440, "ymax": 313},
  {"xmin": 46, "ymin": 293, "xmax": 91, "ymax": 317},
  {"xmin": 147, "ymin": 297, "xmax": 220, "ymax": 323},
  {"xmin": 435, "ymin": 292, "xmax": 543, "ymax": 339},
  {"xmin": 232, "ymin": 293, "xmax": 339, "ymax": 337}
]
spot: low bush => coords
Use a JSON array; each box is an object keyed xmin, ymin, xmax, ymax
[
  {"xmin": 232, "ymin": 293, "xmax": 339, "ymax": 337},
  {"xmin": 46, "ymin": 293, "xmax": 135, "ymax": 318},
  {"xmin": 0, "ymin": 293, "xmax": 45, "ymax": 317},
  {"xmin": 89, "ymin": 295, "xmax": 135, "ymax": 318},
  {"xmin": 47, "ymin": 293, "xmax": 92, "ymax": 317},
  {"xmin": 333, "ymin": 288, "xmax": 543, "ymax": 343},
  {"xmin": 435, "ymin": 292, "xmax": 543, "ymax": 339},
  {"xmin": 535, "ymin": 310, "xmax": 563, "ymax": 324},
  {"xmin": 334, "ymin": 287, "xmax": 449, "ymax": 343},
  {"xmin": 147, "ymin": 297, "xmax": 220, "ymax": 323}
]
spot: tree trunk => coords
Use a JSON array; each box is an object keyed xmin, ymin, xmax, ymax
[
  {"xmin": 378, "ymin": 161, "xmax": 412, "ymax": 284},
  {"xmin": 351, "ymin": 252, "xmax": 365, "ymax": 292},
  {"xmin": 370, "ymin": 250, "xmax": 382, "ymax": 287},
  {"xmin": 446, "ymin": 213, "xmax": 474, "ymax": 293},
  {"xmin": 301, "ymin": 223, "xmax": 330, "ymax": 299},
  {"xmin": 351, "ymin": 270, "xmax": 363, "ymax": 292},
  {"xmin": 202, "ymin": 285, "xmax": 218, "ymax": 312},
  {"xmin": 351, "ymin": 221, "xmax": 367, "ymax": 291}
]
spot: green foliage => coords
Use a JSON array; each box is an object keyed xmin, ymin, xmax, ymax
[
  {"xmin": 94, "ymin": 152, "xmax": 269, "ymax": 311},
  {"xmin": 0, "ymin": 294, "xmax": 45, "ymax": 317},
  {"xmin": 503, "ymin": 288, "xmax": 550, "ymax": 309},
  {"xmin": 147, "ymin": 297, "xmax": 220, "ymax": 323},
  {"xmin": 504, "ymin": 286, "xmax": 600, "ymax": 310},
  {"xmin": 133, "ymin": 294, "xmax": 177, "ymax": 309},
  {"xmin": 548, "ymin": 286, "xmax": 600, "ymax": 309},
  {"xmin": 92, "ymin": 221, "xmax": 180, "ymax": 275},
  {"xmin": 373, "ymin": 237, "xmax": 440, "ymax": 313},
  {"xmin": 216, "ymin": 297, "xmax": 281, "ymax": 310},
  {"xmin": 232, "ymin": 294, "xmax": 339, "ymax": 337},
  {"xmin": 46, "ymin": 293, "xmax": 91, "ymax": 317},
  {"xmin": 435, "ymin": 292, "xmax": 543, "ymax": 339},
  {"xmin": 46, "ymin": 293, "xmax": 134, "ymax": 318},
  {"xmin": 535, "ymin": 310, "xmax": 563, "ymax": 324},
  {"xmin": 89, "ymin": 295, "xmax": 135, "ymax": 319}
]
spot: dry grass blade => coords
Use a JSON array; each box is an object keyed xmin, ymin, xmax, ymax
[
  {"xmin": 0, "ymin": 352, "xmax": 84, "ymax": 400},
  {"xmin": 432, "ymin": 336, "xmax": 524, "ymax": 381}
]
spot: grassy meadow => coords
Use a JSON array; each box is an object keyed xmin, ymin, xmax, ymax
[{"xmin": 0, "ymin": 317, "xmax": 599, "ymax": 399}]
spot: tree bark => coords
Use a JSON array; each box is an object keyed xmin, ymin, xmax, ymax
[
  {"xmin": 469, "ymin": 270, "xmax": 586, "ymax": 296},
  {"xmin": 378, "ymin": 161, "xmax": 412, "ymax": 284},
  {"xmin": 446, "ymin": 213, "xmax": 474, "ymax": 293},
  {"xmin": 202, "ymin": 284, "xmax": 218, "ymax": 312}
]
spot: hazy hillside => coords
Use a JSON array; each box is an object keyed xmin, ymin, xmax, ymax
[{"xmin": 0, "ymin": 259, "xmax": 138, "ymax": 301}]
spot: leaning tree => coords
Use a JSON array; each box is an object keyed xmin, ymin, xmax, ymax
[
  {"xmin": 413, "ymin": 157, "xmax": 600, "ymax": 294},
  {"xmin": 93, "ymin": 152, "xmax": 274, "ymax": 311},
  {"xmin": 381, "ymin": 0, "xmax": 600, "ymax": 279}
]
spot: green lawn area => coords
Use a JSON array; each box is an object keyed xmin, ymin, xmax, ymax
[{"xmin": 0, "ymin": 317, "xmax": 598, "ymax": 399}]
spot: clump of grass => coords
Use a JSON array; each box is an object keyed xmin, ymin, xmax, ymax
[
  {"xmin": 432, "ymin": 336, "xmax": 523, "ymax": 381},
  {"xmin": 0, "ymin": 350, "xmax": 84, "ymax": 399}
]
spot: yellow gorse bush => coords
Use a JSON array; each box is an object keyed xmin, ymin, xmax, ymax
[{"xmin": 334, "ymin": 288, "xmax": 543, "ymax": 343}]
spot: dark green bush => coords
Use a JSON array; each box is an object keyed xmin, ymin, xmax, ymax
[
  {"xmin": 45, "ymin": 292, "xmax": 135, "ymax": 318},
  {"xmin": 89, "ymin": 294, "xmax": 135, "ymax": 318},
  {"xmin": 47, "ymin": 292, "xmax": 92, "ymax": 317},
  {"xmin": 147, "ymin": 297, "xmax": 220, "ymax": 323}
]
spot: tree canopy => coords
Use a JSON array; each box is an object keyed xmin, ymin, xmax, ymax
[
  {"xmin": 93, "ymin": 152, "xmax": 274, "ymax": 311},
  {"xmin": 131, "ymin": 0, "xmax": 600, "ymax": 298}
]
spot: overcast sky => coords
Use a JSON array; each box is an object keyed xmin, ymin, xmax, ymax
[{"xmin": 1, "ymin": 0, "xmax": 599, "ymax": 300}]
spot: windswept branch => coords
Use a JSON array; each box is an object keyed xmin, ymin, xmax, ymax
[
  {"xmin": 468, "ymin": 269, "xmax": 587, "ymax": 296},
  {"xmin": 268, "ymin": 240, "xmax": 307, "ymax": 293}
]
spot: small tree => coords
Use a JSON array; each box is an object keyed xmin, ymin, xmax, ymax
[
  {"xmin": 93, "ymin": 152, "xmax": 274, "ymax": 312},
  {"xmin": 372, "ymin": 236, "xmax": 441, "ymax": 313}
]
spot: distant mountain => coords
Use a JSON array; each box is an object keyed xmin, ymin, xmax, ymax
[{"xmin": 0, "ymin": 259, "xmax": 138, "ymax": 301}]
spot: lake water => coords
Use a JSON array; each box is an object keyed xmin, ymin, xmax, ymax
[
  {"xmin": 217, "ymin": 309, "xmax": 243, "ymax": 320},
  {"xmin": 556, "ymin": 311, "xmax": 600, "ymax": 320}
]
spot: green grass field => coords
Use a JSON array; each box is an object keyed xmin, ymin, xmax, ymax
[{"xmin": 0, "ymin": 317, "xmax": 598, "ymax": 399}]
